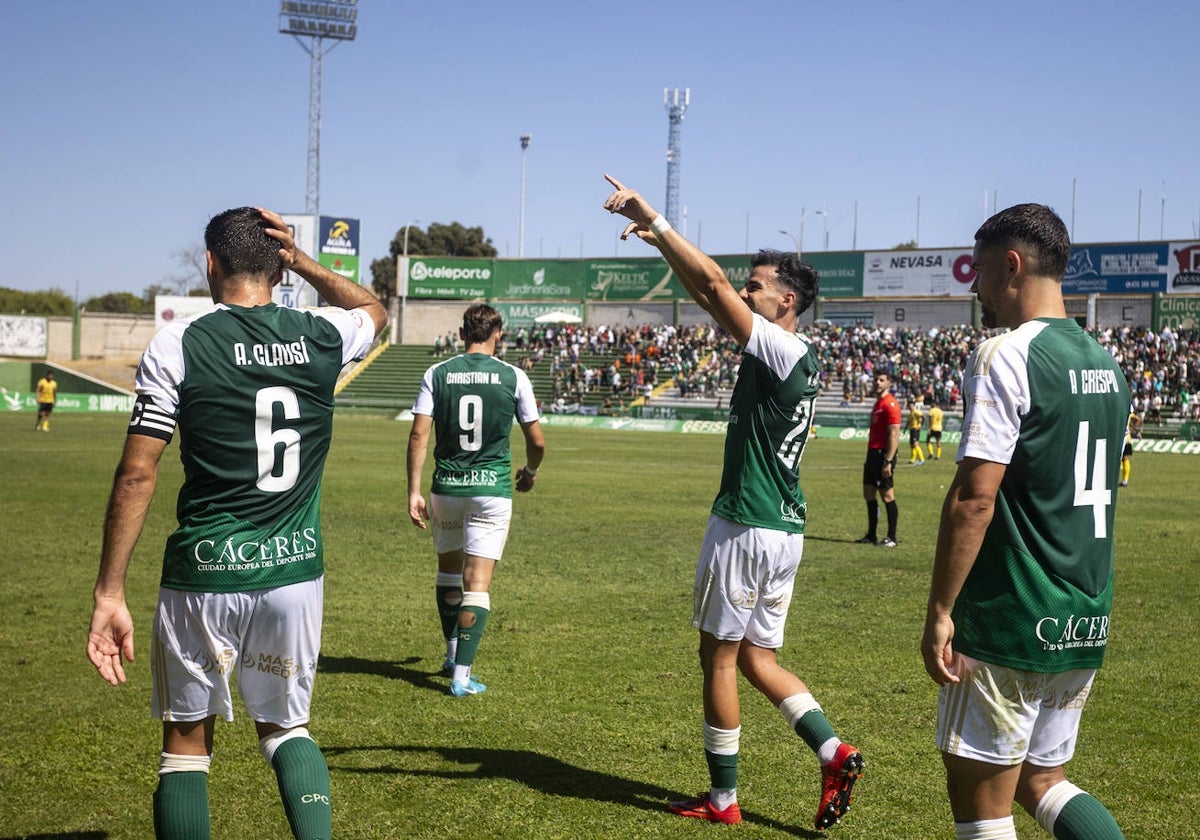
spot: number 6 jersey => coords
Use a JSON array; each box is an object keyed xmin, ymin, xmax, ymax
[
  {"xmin": 954, "ymin": 318, "xmax": 1131, "ymax": 672},
  {"xmin": 129, "ymin": 303, "xmax": 376, "ymax": 592}
]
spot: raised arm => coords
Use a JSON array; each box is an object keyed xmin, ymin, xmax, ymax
[
  {"xmin": 258, "ymin": 207, "xmax": 389, "ymax": 337},
  {"xmin": 603, "ymin": 175, "xmax": 754, "ymax": 346}
]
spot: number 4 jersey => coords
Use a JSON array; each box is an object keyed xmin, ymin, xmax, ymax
[
  {"xmin": 129, "ymin": 303, "xmax": 376, "ymax": 593},
  {"xmin": 954, "ymin": 317, "xmax": 1131, "ymax": 672}
]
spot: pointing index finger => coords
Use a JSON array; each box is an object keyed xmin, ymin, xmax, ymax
[{"xmin": 604, "ymin": 174, "xmax": 626, "ymax": 191}]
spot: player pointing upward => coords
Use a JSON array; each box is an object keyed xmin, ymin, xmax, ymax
[{"xmin": 604, "ymin": 174, "xmax": 863, "ymax": 831}]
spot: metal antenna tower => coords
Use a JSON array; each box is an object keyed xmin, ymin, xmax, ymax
[
  {"xmin": 663, "ymin": 87, "xmax": 690, "ymax": 229},
  {"xmin": 279, "ymin": 1, "xmax": 358, "ymax": 216}
]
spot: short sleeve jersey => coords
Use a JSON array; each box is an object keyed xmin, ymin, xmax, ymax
[
  {"xmin": 35, "ymin": 378, "xmax": 57, "ymax": 404},
  {"xmin": 929, "ymin": 405, "xmax": 944, "ymax": 432},
  {"xmin": 868, "ymin": 392, "xmax": 901, "ymax": 450},
  {"xmin": 710, "ymin": 314, "xmax": 819, "ymax": 534},
  {"xmin": 954, "ymin": 318, "xmax": 1130, "ymax": 672},
  {"xmin": 129, "ymin": 303, "xmax": 376, "ymax": 593},
  {"xmin": 412, "ymin": 352, "xmax": 539, "ymax": 498},
  {"xmin": 908, "ymin": 404, "xmax": 925, "ymax": 431}
]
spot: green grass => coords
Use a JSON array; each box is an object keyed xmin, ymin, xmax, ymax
[{"xmin": 0, "ymin": 413, "xmax": 1195, "ymax": 838}]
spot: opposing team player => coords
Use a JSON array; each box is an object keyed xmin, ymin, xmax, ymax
[{"xmin": 922, "ymin": 204, "xmax": 1128, "ymax": 840}]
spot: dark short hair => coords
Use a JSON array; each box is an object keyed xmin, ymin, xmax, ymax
[
  {"xmin": 461, "ymin": 303, "xmax": 503, "ymax": 344},
  {"xmin": 751, "ymin": 249, "xmax": 819, "ymax": 315},
  {"xmin": 975, "ymin": 204, "xmax": 1070, "ymax": 280},
  {"xmin": 204, "ymin": 207, "xmax": 283, "ymax": 279}
]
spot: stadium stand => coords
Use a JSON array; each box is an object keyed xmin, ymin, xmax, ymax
[{"xmin": 337, "ymin": 324, "xmax": 1200, "ymax": 438}]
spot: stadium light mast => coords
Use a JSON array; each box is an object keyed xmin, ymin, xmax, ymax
[
  {"xmin": 519, "ymin": 134, "xmax": 532, "ymax": 258},
  {"xmin": 278, "ymin": 0, "xmax": 358, "ymax": 217},
  {"xmin": 663, "ymin": 87, "xmax": 689, "ymax": 230}
]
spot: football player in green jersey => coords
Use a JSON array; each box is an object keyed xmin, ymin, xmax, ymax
[
  {"xmin": 407, "ymin": 303, "xmax": 545, "ymax": 697},
  {"xmin": 604, "ymin": 175, "xmax": 863, "ymax": 831},
  {"xmin": 922, "ymin": 204, "xmax": 1127, "ymax": 840},
  {"xmin": 88, "ymin": 207, "xmax": 387, "ymax": 839}
]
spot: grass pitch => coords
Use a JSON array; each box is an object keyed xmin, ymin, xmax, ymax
[{"xmin": 0, "ymin": 413, "xmax": 1195, "ymax": 838}]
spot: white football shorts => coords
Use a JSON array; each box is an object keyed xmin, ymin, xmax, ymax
[
  {"xmin": 691, "ymin": 515, "xmax": 803, "ymax": 648},
  {"xmin": 430, "ymin": 494, "xmax": 513, "ymax": 560},
  {"xmin": 937, "ymin": 652, "xmax": 1096, "ymax": 766},
  {"xmin": 151, "ymin": 577, "xmax": 323, "ymax": 727}
]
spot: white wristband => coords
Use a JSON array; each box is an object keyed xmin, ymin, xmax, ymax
[
  {"xmin": 523, "ymin": 464, "xmax": 538, "ymax": 476},
  {"xmin": 649, "ymin": 215, "xmax": 672, "ymax": 236}
]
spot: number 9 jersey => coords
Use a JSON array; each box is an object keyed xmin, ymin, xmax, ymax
[
  {"xmin": 128, "ymin": 303, "xmax": 376, "ymax": 593},
  {"xmin": 412, "ymin": 351, "xmax": 540, "ymax": 498}
]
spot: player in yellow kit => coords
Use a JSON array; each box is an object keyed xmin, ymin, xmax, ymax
[
  {"xmin": 927, "ymin": 402, "xmax": 944, "ymax": 460},
  {"xmin": 34, "ymin": 371, "xmax": 57, "ymax": 431},
  {"xmin": 906, "ymin": 397, "xmax": 926, "ymax": 465}
]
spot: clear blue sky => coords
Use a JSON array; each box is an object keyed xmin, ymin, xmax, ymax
[{"xmin": 4, "ymin": 1, "xmax": 1198, "ymax": 301}]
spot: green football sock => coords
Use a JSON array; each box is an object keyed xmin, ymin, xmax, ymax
[
  {"xmin": 455, "ymin": 604, "xmax": 490, "ymax": 667},
  {"xmin": 153, "ymin": 772, "xmax": 211, "ymax": 839},
  {"xmin": 1052, "ymin": 792, "xmax": 1123, "ymax": 839},
  {"xmin": 794, "ymin": 709, "xmax": 838, "ymax": 753},
  {"xmin": 272, "ymin": 736, "xmax": 332, "ymax": 840},
  {"xmin": 705, "ymin": 749, "xmax": 739, "ymax": 790},
  {"xmin": 436, "ymin": 579, "xmax": 462, "ymax": 642}
]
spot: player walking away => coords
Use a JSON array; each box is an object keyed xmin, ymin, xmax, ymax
[
  {"xmin": 859, "ymin": 371, "xmax": 900, "ymax": 547},
  {"xmin": 921, "ymin": 204, "xmax": 1128, "ymax": 840},
  {"xmin": 907, "ymin": 396, "xmax": 926, "ymax": 465},
  {"xmin": 603, "ymin": 175, "xmax": 863, "ymax": 831},
  {"xmin": 87, "ymin": 207, "xmax": 387, "ymax": 840},
  {"xmin": 34, "ymin": 370, "xmax": 56, "ymax": 431},
  {"xmin": 407, "ymin": 303, "xmax": 545, "ymax": 698},
  {"xmin": 927, "ymin": 401, "xmax": 945, "ymax": 460},
  {"xmin": 1119, "ymin": 408, "xmax": 1140, "ymax": 486}
]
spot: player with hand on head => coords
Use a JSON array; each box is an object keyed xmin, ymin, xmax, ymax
[
  {"xmin": 604, "ymin": 174, "xmax": 863, "ymax": 831},
  {"xmin": 87, "ymin": 207, "xmax": 387, "ymax": 839},
  {"xmin": 921, "ymin": 203, "xmax": 1128, "ymax": 840},
  {"xmin": 407, "ymin": 303, "xmax": 545, "ymax": 697}
]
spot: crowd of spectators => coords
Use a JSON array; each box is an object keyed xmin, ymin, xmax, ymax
[{"xmin": 447, "ymin": 321, "xmax": 1200, "ymax": 424}]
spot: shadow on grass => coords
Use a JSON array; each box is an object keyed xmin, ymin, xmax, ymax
[
  {"xmin": 0, "ymin": 834, "xmax": 108, "ymax": 840},
  {"xmin": 324, "ymin": 744, "xmax": 821, "ymax": 837},
  {"xmin": 318, "ymin": 654, "xmax": 445, "ymax": 694}
]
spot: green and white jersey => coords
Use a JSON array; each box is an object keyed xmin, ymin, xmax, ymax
[
  {"xmin": 710, "ymin": 313, "xmax": 820, "ymax": 534},
  {"xmin": 129, "ymin": 303, "xmax": 376, "ymax": 593},
  {"xmin": 413, "ymin": 352, "xmax": 540, "ymax": 497},
  {"xmin": 955, "ymin": 318, "xmax": 1130, "ymax": 672}
]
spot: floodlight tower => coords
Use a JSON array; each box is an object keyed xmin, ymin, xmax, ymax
[
  {"xmin": 519, "ymin": 134, "xmax": 532, "ymax": 258},
  {"xmin": 663, "ymin": 87, "xmax": 690, "ymax": 230},
  {"xmin": 278, "ymin": 0, "xmax": 358, "ymax": 216}
]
